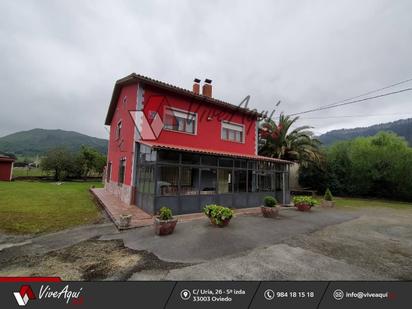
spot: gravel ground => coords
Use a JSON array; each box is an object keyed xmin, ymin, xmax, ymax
[{"xmin": 0, "ymin": 239, "xmax": 188, "ymax": 280}]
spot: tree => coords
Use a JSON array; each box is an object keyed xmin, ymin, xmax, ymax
[
  {"xmin": 299, "ymin": 131, "xmax": 412, "ymax": 201},
  {"xmin": 41, "ymin": 148, "xmax": 75, "ymax": 181},
  {"xmin": 258, "ymin": 114, "xmax": 322, "ymax": 166},
  {"xmin": 76, "ymin": 145, "xmax": 107, "ymax": 178}
]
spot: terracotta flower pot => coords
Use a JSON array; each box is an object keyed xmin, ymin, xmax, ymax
[
  {"xmin": 261, "ymin": 205, "xmax": 280, "ymax": 218},
  {"xmin": 295, "ymin": 203, "xmax": 312, "ymax": 211},
  {"xmin": 209, "ymin": 217, "xmax": 231, "ymax": 227},
  {"xmin": 119, "ymin": 214, "xmax": 132, "ymax": 228},
  {"xmin": 154, "ymin": 217, "xmax": 178, "ymax": 236}
]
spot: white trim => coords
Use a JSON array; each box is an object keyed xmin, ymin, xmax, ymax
[
  {"xmin": 163, "ymin": 106, "xmax": 198, "ymax": 135},
  {"xmin": 10, "ymin": 161, "xmax": 14, "ymax": 181}
]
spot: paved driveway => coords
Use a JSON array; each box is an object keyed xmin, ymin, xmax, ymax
[{"xmin": 101, "ymin": 208, "xmax": 358, "ymax": 263}]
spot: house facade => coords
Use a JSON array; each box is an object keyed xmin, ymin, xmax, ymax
[{"xmin": 104, "ymin": 73, "xmax": 291, "ymax": 215}]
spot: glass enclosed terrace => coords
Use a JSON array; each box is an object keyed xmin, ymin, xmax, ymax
[{"xmin": 135, "ymin": 143, "xmax": 291, "ymax": 215}]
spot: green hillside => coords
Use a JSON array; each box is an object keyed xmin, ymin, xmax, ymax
[
  {"xmin": 0, "ymin": 128, "xmax": 108, "ymax": 157},
  {"xmin": 318, "ymin": 118, "xmax": 412, "ymax": 146}
]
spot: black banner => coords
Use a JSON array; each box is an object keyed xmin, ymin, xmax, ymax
[{"xmin": 0, "ymin": 280, "xmax": 410, "ymax": 308}]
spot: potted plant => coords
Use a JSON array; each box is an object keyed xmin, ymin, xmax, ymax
[
  {"xmin": 154, "ymin": 207, "xmax": 177, "ymax": 236},
  {"xmin": 261, "ymin": 196, "xmax": 280, "ymax": 218},
  {"xmin": 203, "ymin": 204, "xmax": 234, "ymax": 227},
  {"xmin": 119, "ymin": 213, "xmax": 132, "ymax": 228},
  {"xmin": 321, "ymin": 188, "xmax": 335, "ymax": 207},
  {"xmin": 293, "ymin": 196, "xmax": 318, "ymax": 211}
]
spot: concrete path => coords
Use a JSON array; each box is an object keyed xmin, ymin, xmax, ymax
[
  {"xmin": 129, "ymin": 243, "xmax": 384, "ymax": 280},
  {"xmin": 0, "ymin": 223, "xmax": 118, "ymax": 263},
  {"xmin": 101, "ymin": 208, "xmax": 358, "ymax": 263}
]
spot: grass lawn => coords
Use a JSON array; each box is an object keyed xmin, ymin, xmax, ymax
[
  {"xmin": 0, "ymin": 181, "xmax": 104, "ymax": 234},
  {"xmin": 333, "ymin": 196, "xmax": 412, "ymax": 210}
]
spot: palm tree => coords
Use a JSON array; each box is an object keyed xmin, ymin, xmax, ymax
[{"xmin": 258, "ymin": 114, "xmax": 322, "ymax": 166}]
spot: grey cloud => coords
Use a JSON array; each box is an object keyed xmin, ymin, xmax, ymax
[{"xmin": 1, "ymin": 0, "xmax": 411, "ymax": 138}]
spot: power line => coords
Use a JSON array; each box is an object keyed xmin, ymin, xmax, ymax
[
  {"xmin": 301, "ymin": 112, "xmax": 412, "ymax": 119},
  {"xmin": 289, "ymin": 87, "xmax": 412, "ymax": 116},
  {"xmin": 289, "ymin": 77, "xmax": 412, "ymax": 116}
]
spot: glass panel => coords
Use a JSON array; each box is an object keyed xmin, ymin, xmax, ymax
[
  {"xmin": 147, "ymin": 166, "xmax": 155, "ymax": 194},
  {"xmin": 158, "ymin": 150, "xmax": 180, "ymax": 163},
  {"xmin": 182, "ymin": 153, "xmax": 200, "ymax": 165},
  {"xmin": 200, "ymin": 168, "xmax": 217, "ymax": 195},
  {"xmin": 218, "ymin": 169, "xmax": 233, "ymax": 193},
  {"xmin": 201, "ymin": 155, "xmax": 217, "ymax": 166},
  {"xmin": 228, "ymin": 130, "xmax": 235, "ymax": 141},
  {"xmin": 234, "ymin": 159, "xmax": 247, "ymax": 168},
  {"xmin": 157, "ymin": 166, "xmax": 179, "ymax": 196},
  {"xmin": 247, "ymin": 170, "xmax": 257, "ymax": 192},
  {"xmin": 276, "ymin": 173, "xmax": 283, "ymax": 191},
  {"xmin": 180, "ymin": 167, "xmax": 199, "ymax": 195},
  {"xmin": 219, "ymin": 158, "xmax": 233, "ymax": 168},
  {"xmin": 119, "ymin": 159, "xmax": 126, "ymax": 184},
  {"xmin": 256, "ymin": 172, "xmax": 274, "ymax": 192},
  {"xmin": 140, "ymin": 144, "xmax": 156, "ymax": 163},
  {"xmin": 234, "ymin": 170, "xmax": 247, "ymax": 192}
]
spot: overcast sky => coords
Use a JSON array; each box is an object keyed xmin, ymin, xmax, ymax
[{"xmin": 1, "ymin": 0, "xmax": 412, "ymax": 139}]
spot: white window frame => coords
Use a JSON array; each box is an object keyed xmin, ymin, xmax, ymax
[
  {"xmin": 221, "ymin": 121, "xmax": 245, "ymax": 143},
  {"xmin": 163, "ymin": 107, "xmax": 198, "ymax": 135}
]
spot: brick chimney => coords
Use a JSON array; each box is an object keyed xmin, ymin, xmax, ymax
[
  {"xmin": 193, "ymin": 78, "xmax": 201, "ymax": 94},
  {"xmin": 202, "ymin": 79, "xmax": 212, "ymax": 97}
]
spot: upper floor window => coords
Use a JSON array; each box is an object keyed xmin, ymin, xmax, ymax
[
  {"xmin": 115, "ymin": 121, "xmax": 122, "ymax": 139},
  {"xmin": 221, "ymin": 121, "xmax": 244, "ymax": 143},
  {"xmin": 164, "ymin": 108, "xmax": 196, "ymax": 134}
]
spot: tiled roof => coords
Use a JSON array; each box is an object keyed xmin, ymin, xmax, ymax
[
  {"xmin": 140, "ymin": 141, "xmax": 292, "ymax": 164},
  {"xmin": 105, "ymin": 73, "xmax": 262, "ymax": 125},
  {"xmin": 0, "ymin": 156, "xmax": 15, "ymax": 162}
]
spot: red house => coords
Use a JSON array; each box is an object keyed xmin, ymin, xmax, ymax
[
  {"xmin": 104, "ymin": 73, "xmax": 291, "ymax": 215},
  {"xmin": 0, "ymin": 156, "xmax": 15, "ymax": 181}
]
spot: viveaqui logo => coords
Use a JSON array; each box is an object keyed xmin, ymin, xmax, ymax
[
  {"xmin": 13, "ymin": 284, "xmax": 84, "ymax": 306},
  {"xmin": 13, "ymin": 285, "xmax": 36, "ymax": 306}
]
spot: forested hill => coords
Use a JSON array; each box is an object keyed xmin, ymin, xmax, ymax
[
  {"xmin": 0, "ymin": 128, "xmax": 108, "ymax": 157},
  {"xmin": 318, "ymin": 118, "xmax": 412, "ymax": 146}
]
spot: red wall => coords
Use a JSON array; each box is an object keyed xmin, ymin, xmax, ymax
[
  {"xmin": 0, "ymin": 162, "xmax": 13, "ymax": 181},
  {"xmin": 143, "ymin": 86, "xmax": 257, "ymax": 155},
  {"xmin": 107, "ymin": 84, "xmax": 138, "ymax": 186},
  {"xmin": 106, "ymin": 82, "xmax": 258, "ymax": 187}
]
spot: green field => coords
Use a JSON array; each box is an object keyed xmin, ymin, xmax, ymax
[
  {"xmin": 12, "ymin": 167, "xmax": 49, "ymax": 177},
  {"xmin": 0, "ymin": 181, "xmax": 103, "ymax": 234}
]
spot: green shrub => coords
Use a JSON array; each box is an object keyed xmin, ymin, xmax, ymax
[
  {"xmin": 158, "ymin": 207, "xmax": 173, "ymax": 220},
  {"xmin": 324, "ymin": 188, "xmax": 333, "ymax": 201},
  {"xmin": 263, "ymin": 196, "xmax": 277, "ymax": 207},
  {"xmin": 203, "ymin": 204, "xmax": 234, "ymax": 225},
  {"xmin": 293, "ymin": 195, "xmax": 318, "ymax": 207}
]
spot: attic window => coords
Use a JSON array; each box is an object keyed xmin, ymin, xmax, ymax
[
  {"xmin": 122, "ymin": 96, "xmax": 128, "ymax": 109},
  {"xmin": 115, "ymin": 121, "xmax": 122, "ymax": 139}
]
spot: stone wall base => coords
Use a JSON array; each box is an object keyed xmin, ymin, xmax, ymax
[{"xmin": 105, "ymin": 181, "xmax": 133, "ymax": 205}]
